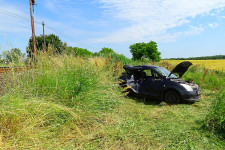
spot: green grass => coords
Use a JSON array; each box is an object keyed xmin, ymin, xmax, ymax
[
  {"xmin": 205, "ymin": 89, "xmax": 225, "ymax": 137},
  {"xmin": 0, "ymin": 54, "xmax": 225, "ymax": 149}
]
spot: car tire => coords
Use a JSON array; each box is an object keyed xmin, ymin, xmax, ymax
[{"xmin": 164, "ymin": 91, "xmax": 180, "ymax": 104}]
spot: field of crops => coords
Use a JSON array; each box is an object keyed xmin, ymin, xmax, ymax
[{"xmin": 163, "ymin": 59, "xmax": 225, "ymax": 71}]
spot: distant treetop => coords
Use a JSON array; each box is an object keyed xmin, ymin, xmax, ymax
[{"xmin": 164, "ymin": 55, "xmax": 225, "ymax": 60}]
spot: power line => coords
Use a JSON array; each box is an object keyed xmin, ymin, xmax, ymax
[
  {"xmin": 45, "ymin": 25, "xmax": 73, "ymax": 40},
  {"xmin": 0, "ymin": 8, "xmax": 42, "ymax": 25},
  {"xmin": 0, "ymin": 8, "xmax": 73, "ymax": 40},
  {"xmin": 0, "ymin": 9, "xmax": 31, "ymax": 22},
  {"xmin": 0, "ymin": 8, "xmax": 98, "ymax": 52}
]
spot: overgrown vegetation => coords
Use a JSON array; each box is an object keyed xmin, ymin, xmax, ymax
[
  {"xmin": 95, "ymin": 47, "xmax": 115, "ymax": 56},
  {"xmin": 65, "ymin": 46, "xmax": 94, "ymax": 57},
  {"xmin": 0, "ymin": 48, "xmax": 25, "ymax": 64},
  {"xmin": 0, "ymin": 54, "xmax": 118, "ymax": 149},
  {"xmin": 0, "ymin": 45, "xmax": 225, "ymax": 149},
  {"xmin": 205, "ymin": 89, "xmax": 225, "ymax": 137}
]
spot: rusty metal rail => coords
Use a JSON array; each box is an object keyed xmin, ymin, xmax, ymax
[{"xmin": 0, "ymin": 66, "xmax": 36, "ymax": 74}]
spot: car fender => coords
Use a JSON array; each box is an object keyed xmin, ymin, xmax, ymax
[{"xmin": 161, "ymin": 85, "xmax": 184, "ymax": 100}]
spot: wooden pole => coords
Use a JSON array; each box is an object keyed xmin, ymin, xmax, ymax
[
  {"xmin": 42, "ymin": 21, "xmax": 46, "ymax": 52},
  {"xmin": 29, "ymin": 0, "xmax": 36, "ymax": 63}
]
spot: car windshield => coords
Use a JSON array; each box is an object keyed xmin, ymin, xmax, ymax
[{"xmin": 155, "ymin": 67, "xmax": 177, "ymax": 79}]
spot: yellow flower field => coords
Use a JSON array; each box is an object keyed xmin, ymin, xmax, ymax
[{"xmin": 163, "ymin": 59, "xmax": 225, "ymax": 71}]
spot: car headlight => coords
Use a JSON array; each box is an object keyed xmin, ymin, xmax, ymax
[{"xmin": 180, "ymin": 84, "xmax": 193, "ymax": 92}]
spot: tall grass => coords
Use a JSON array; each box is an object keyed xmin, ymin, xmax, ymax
[
  {"xmin": 0, "ymin": 54, "xmax": 121, "ymax": 149},
  {"xmin": 1, "ymin": 54, "xmax": 225, "ymax": 149},
  {"xmin": 19, "ymin": 54, "xmax": 98, "ymax": 107},
  {"xmin": 205, "ymin": 89, "xmax": 225, "ymax": 137},
  {"xmin": 182, "ymin": 66, "xmax": 225, "ymax": 91}
]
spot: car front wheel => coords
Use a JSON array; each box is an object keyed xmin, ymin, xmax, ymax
[{"xmin": 164, "ymin": 91, "xmax": 180, "ymax": 104}]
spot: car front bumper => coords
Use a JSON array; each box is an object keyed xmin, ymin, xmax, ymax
[
  {"xmin": 183, "ymin": 94, "xmax": 201, "ymax": 102},
  {"xmin": 182, "ymin": 90, "xmax": 201, "ymax": 102}
]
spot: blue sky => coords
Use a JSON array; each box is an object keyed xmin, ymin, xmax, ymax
[{"xmin": 0, "ymin": 0, "xmax": 225, "ymax": 58}]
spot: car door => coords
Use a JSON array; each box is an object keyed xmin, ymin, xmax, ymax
[
  {"xmin": 140, "ymin": 70, "xmax": 164, "ymax": 98},
  {"xmin": 151, "ymin": 75, "xmax": 164, "ymax": 97}
]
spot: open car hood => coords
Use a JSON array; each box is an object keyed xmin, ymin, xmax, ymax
[{"xmin": 169, "ymin": 61, "xmax": 192, "ymax": 78}]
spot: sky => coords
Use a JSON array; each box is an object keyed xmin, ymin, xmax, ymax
[{"xmin": 0, "ymin": 0, "xmax": 225, "ymax": 59}]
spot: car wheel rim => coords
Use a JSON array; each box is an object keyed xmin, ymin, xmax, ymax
[{"xmin": 167, "ymin": 95, "xmax": 177, "ymax": 103}]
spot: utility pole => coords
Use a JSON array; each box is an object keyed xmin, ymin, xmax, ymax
[
  {"xmin": 42, "ymin": 21, "xmax": 46, "ymax": 52},
  {"xmin": 29, "ymin": 0, "xmax": 36, "ymax": 63}
]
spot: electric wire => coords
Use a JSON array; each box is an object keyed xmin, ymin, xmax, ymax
[
  {"xmin": 44, "ymin": 25, "xmax": 73, "ymax": 40},
  {"xmin": 0, "ymin": 8, "xmax": 73, "ymax": 40},
  {"xmin": 0, "ymin": 9, "xmax": 31, "ymax": 22},
  {"xmin": 0, "ymin": 8, "xmax": 97, "ymax": 51}
]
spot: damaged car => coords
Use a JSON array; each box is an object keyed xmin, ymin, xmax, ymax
[{"xmin": 119, "ymin": 61, "xmax": 201, "ymax": 104}]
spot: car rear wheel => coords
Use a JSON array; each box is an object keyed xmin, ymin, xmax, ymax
[{"xmin": 164, "ymin": 91, "xmax": 180, "ymax": 104}]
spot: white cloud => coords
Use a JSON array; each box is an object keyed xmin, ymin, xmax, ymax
[
  {"xmin": 93, "ymin": 0, "xmax": 225, "ymax": 43},
  {"xmin": 208, "ymin": 23, "xmax": 219, "ymax": 28},
  {"xmin": 0, "ymin": 2, "xmax": 30, "ymax": 34}
]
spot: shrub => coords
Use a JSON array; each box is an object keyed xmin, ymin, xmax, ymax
[
  {"xmin": 205, "ymin": 89, "xmax": 225, "ymax": 137},
  {"xmin": 110, "ymin": 53, "xmax": 133, "ymax": 65},
  {"xmin": 65, "ymin": 46, "xmax": 93, "ymax": 57},
  {"xmin": 2, "ymin": 48, "xmax": 25, "ymax": 63}
]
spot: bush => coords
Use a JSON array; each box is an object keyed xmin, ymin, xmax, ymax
[
  {"xmin": 109, "ymin": 53, "xmax": 133, "ymax": 65},
  {"xmin": 205, "ymin": 89, "xmax": 225, "ymax": 137},
  {"xmin": 65, "ymin": 46, "xmax": 93, "ymax": 57},
  {"xmin": 93, "ymin": 47, "xmax": 134, "ymax": 65},
  {"xmin": 2, "ymin": 48, "xmax": 25, "ymax": 63},
  {"xmin": 97, "ymin": 47, "xmax": 115, "ymax": 56}
]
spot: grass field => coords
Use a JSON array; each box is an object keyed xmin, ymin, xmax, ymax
[
  {"xmin": 163, "ymin": 59, "xmax": 225, "ymax": 71},
  {"xmin": 0, "ymin": 54, "xmax": 225, "ymax": 149}
]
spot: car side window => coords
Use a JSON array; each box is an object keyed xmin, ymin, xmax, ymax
[
  {"xmin": 152, "ymin": 70, "xmax": 160, "ymax": 78},
  {"xmin": 154, "ymin": 73, "xmax": 159, "ymax": 78},
  {"xmin": 143, "ymin": 70, "xmax": 152, "ymax": 77}
]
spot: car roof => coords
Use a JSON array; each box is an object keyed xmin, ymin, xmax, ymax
[{"xmin": 123, "ymin": 65, "xmax": 159, "ymax": 71}]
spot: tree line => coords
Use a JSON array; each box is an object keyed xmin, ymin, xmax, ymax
[
  {"xmin": 165, "ymin": 55, "xmax": 225, "ymax": 60},
  {"xmin": 2, "ymin": 33, "xmax": 224, "ymax": 64},
  {"xmin": 1, "ymin": 34, "xmax": 162, "ymax": 64}
]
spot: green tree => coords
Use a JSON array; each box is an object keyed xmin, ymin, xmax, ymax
[
  {"xmin": 129, "ymin": 41, "xmax": 161, "ymax": 61},
  {"xmin": 95, "ymin": 47, "xmax": 115, "ymax": 56},
  {"xmin": 65, "ymin": 46, "xmax": 93, "ymax": 57},
  {"xmin": 0, "ymin": 55, "xmax": 3, "ymax": 64},
  {"xmin": 3, "ymin": 48, "xmax": 25, "ymax": 63},
  {"xmin": 27, "ymin": 34, "xmax": 66, "ymax": 57},
  {"xmin": 74, "ymin": 47, "xmax": 93, "ymax": 57}
]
